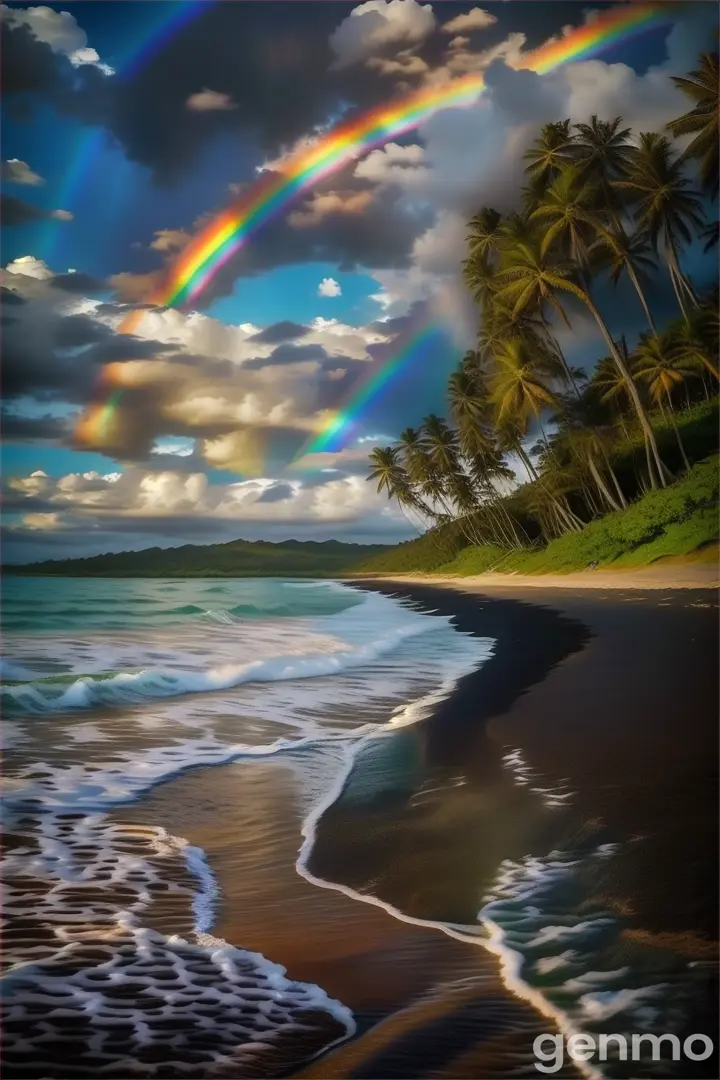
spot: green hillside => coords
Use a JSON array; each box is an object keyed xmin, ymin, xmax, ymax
[
  {"xmin": 354, "ymin": 457, "xmax": 719, "ymax": 577},
  {"xmin": 6, "ymin": 538, "xmax": 392, "ymax": 578}
]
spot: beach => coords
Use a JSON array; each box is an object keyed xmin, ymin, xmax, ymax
[
  {"xmin": 3, "ymin": 574, "xmax": 718, "ymax": 1078},
  {"xmin": 116, "ymin": 578, "xmax": 719, "ymax": 1077}
]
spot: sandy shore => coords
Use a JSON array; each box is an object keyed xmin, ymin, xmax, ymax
[
  {"xmin": 115, "ymin": 580, "xmax": 718, "ymax": 1079},
  {"xmin": 351, "ymin": 558, "xmax": 719, "ymax": 591}
]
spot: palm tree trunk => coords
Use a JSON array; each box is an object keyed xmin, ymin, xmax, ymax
[
  {"xmin": 540, "ymin": 313, "xmax": 582, "ymax": 400},
  {"xmin": 587, "ymin": 453, "xmax": 622, "ymax": 513},
  {"xmin": 665, "ymin": 387, "xmax": 690, "ymax": 471},
  {"xmin": 602, "ymin": 449, "xmax": 628, "ymax": 509},
  {"xmin": 580, "ymin": 294, "xmax": 668, "ymax": 487},
  {"xmin": 643, "ymin": 432, "xmax": 657, "ymax": 490},
  {"xmin": 625, "ymin": 262, "xmax": 657, "ymax": 335},
  {"xmin": 667, "ymin": 258, "xmax": 691, "ymax": 321}
]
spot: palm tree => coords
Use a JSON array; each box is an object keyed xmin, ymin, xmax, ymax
[
  {"xmin": 448, "ymin": 369, "xmax": 493, "ymax": 457},
  {"xmin": 633, "ymin": 334, "xmax": 695, "ymax": 469},
  {"xmin": 466, "ymin": 207, "xmax": 503, "ymax": 261},
  {"xmin": 489, "ymin": 338, "xmax": 558, "ymax": 433},
  {"xmin": 523, "ymin": 120, "xmax": 575, "ymax": 187},
  {"xmin": 592, "ymin": 224, "xmax": 658, "ymax": 334},
  {"xmin": 367, "ymin": 445, "xmax": 429, "ymax": 529},
  {"xmin": 397, "ymin": 427, "xmax": 444, "ymax": 522},
  {"xmin": 492, "ymin": 236, "xmax": 669, "ymax": 486},
  {"xmin": 617, "ymin": 132, "xmax": 705, "ymax": 320},
  {"xmin": 530, "ymin": 165, "xmax": 597, "ymax": 272},
  {"xmin": 368, "ymin": 445, "xmax": 404, "ymax": 498},
  {"xmin": 573, "ymin": 115, "xmax": 633, "ymax": 221},
  {"xmin": 666, "ymin": 51, "xmax": 719, "ymax": 198}
]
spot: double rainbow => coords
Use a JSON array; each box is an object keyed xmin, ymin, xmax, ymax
[
  {"xmin": 79, "ymin": 1, "xmax": 674, "ymax": 453},
  {"xmin": 126, "ymin": 1, "xmax": 671, "ymax": 323}
]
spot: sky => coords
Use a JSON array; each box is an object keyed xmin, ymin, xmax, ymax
[{"xmin": 1, "ymin": 0, "xmax": 716, "ymax": 562}]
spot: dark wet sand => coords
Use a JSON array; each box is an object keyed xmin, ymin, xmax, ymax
[{"xmin": 116, "ymin": 582, "xmax": 719, "ymax": 1078}]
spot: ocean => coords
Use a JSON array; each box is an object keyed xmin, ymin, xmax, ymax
[{"xmin": 1, "ymin": 577, "xmax": 716, "ymax": 1078}]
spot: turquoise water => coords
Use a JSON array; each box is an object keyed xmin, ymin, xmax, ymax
[{"xmin": 1, "ymin": 576, "xmax": 364, "ymax": 634}]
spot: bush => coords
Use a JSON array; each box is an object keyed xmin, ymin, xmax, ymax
[{"xmin": 365, "ymin": 457, "xmax": 718, "ymax": 577}]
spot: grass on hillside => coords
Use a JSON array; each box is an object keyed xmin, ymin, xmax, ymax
[{"xmin": 356, "ymin": 457, "xmax": 719, "ymax": 577}]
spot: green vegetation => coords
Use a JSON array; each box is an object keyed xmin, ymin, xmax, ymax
[
  {"xmin": 363, "ymin": 52, "xmax": 719, "ymax": 578},
  {"xmin": 356, "ymin": 458, "xmax": 719, "ymax": 576},
  {"xmin": 7, "ymin": 538, "xmax": 391, "ymax": 578}
]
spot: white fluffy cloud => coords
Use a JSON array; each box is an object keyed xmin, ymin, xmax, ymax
[
  {"xmin": 329, "ymin": 0, "xmax": 435, "ymax": 68},
  {"xmin": 5, "ymin": 255, "xmax": 55, "ymax": 280},
  {"xmin": 440, "ymin": 8, "xmax": 497, "ymax": 34},
  {"xmin": 7, "ymin": 466, "xmax": 408, "ymax": 533},
  {"xmin": 0, "ymin": 4, "xmax": 114, "ymax": 72},
  {"xmin": 2, "ymin": 159, "xmax": 44, "ymax": 186},
  {"xmin": 289, "ymin": 191, "xmax": 373, "ymax": 228},
  {"xmin": 354, "ymin": 142, "xmax": 428, "ymax": 186},
  {"xmin": 318, "ymin": 276, "xmax": 342, "ymax": 298},
  {"xmin": 186, "ymin": 89, "xmax": 238, "ymax": 112}
]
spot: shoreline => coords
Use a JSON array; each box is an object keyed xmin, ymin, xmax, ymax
[
  {"xmin": 112, "ymin": 579, "xmax": 718, "ymax": 1077},
  {"xmin": 348, "ymin": 558, "xmax": 719, "ymax": 591}
]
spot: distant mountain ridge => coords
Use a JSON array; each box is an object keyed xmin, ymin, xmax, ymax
[{"xmin": 5, "ymin": 537, "xmax": 393, "ymax": 578}]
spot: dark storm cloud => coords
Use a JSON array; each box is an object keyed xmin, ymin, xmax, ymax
[
  {"xmin": 2, "ymin": 303, "xmax": 174, "ymax": 405},
  {"xmin": 249, "ymin": 321, "xmax": 310, "ymax": 344},
  {"xmin": 52, "ymin": 272, "xmax": 106, "ymax": 294},
  {"xmin": 245, "ymin": 342, "xmax": 331, "ymax": 370},
  {"xmin": 94, "ymin": 302, "xmax": 167, "ymax": 316},
  {"xmin": 51, "ymin": 315, "xmax": 173, "ymax": 362},
  {"xmin": 183, "ymin": 187, "xmax": 430, "ymax": 307},
  {"xmin": 0, "ymin": 193, "xmax": 66, "ymax": 226},
  {"xmin": 1, "ymin": 412, "xmax": 70, "ymax": 442},
  {"xmin": 1, "ymin": 21, "xmax": 65, "ymax": 99},
  {"xmin": 1, "ymin": 286, "xmax": 26, "ymax": 305}
]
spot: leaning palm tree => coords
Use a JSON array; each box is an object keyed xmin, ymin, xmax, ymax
[
  {"xmin": 368, "ymin": 445, "xmax": 404, "ymax": 499},
  {"xmin": 633, "ymin": 334, "xmax": 695, "ymax": 469},
  {"xmin": 493, "ymin": 237, "xmax": 669, "ymax": 486},
  {"xmin": 666, "ymin": 51, "xmax": 719, "ymax": 198},
  {"xmin": 448, "ymin": 369, "xmax": 494, "ymax": 458},
  {"xmin": 592, "ymin": 224, "xmax": 658, "ymax": 334},
  {"xmin": 367, "ymin": 445, "xmax": 430, "ymax": 529},
  {"xmin": 530, "ymin": 165, "xmax": 598, "ymax": 274},
  {"xmin": 617, "ymin": 132, "xmax": 705, "ymax": 320},
  {"xmin": 489, "ymin": 338, "xmax": 558, "ymax": 436}
]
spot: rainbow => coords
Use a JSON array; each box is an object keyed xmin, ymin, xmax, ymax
[
  {"xmin": 294, "ymin": 323, "xmax": 447, "ymax": 462},
  {"xmin": 128, "ymin": 1, "xmax": 672, "ymax": 321},
  {"xmin": 78, "ymin": 1, "xmax": 675, "ymax": 455}
]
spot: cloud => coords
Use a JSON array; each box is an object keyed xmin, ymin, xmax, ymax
[
  {"xmin": 318, "ymin": 276, "xmax": 342, "ymax": 297},
  {"xmin": 330, "ymin": 0, "xmax": 436, "ymax": 69},
  {"xmin": 109, "ymin": 183, "xmax": 427, "ymax": 308},
  {"xmin": 0, "ymin": 3, "xmax": 113, "ymax": 72},
  {"xmin": 4, "ymin": 465, "xmax": 410, "ymax": 538},
  {"xmin": 1, "ymin": 411, "xmax": 70, "ymax": 442},
  {"xmin": 5, "ymin": 255, "xmax": 54, "ymax": 281},
  {"xmin": 288, "ymin": 189, "xmax": 373, "ymax": 228},
  {"xmin": 249, "ymin": 321, "xmax": 310, "ymax": 344},
  {"xmin": 149, "ymin": 228, "xmax": 192, "ymax": 253},
  {"xmin": 440, "ymin": 8, "xmax": 497, "ymax": 34},
  {"xmin": 354, "ymin": 141, "xmax": 427, "ymax": 186},
  {"xmin": 1, "ymin": 194, "xmax": 73, "ymax": 226},
  {"xmin": 186, "ymin": 88, "xmax": 238, "ymax": 112},
  {"xmin": 2, "ymin": 259, "xmax": 395, "ymax": 470},
  {"xmin": 2, "ymin": 158, "xmax": 44, "ymax": 186},
  {"xmin": 366, "ymin": 49, "xmax": 429, "ymax": 78}
]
